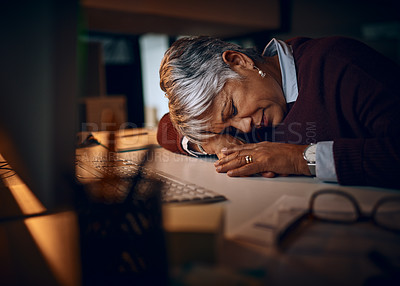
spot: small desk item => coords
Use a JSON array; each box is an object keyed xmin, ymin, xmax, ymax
[
  {"xmin": 84, "ymin": 95, "xmax": 127, "ymax": 132},
  {"xmin": 163, "ymin": 204, "xmax": 224, "ymax": 265}
]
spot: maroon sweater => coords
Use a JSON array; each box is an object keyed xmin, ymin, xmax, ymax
[{"xmin": 157, "ymin": 37, "xmax": 400, "ymax": 189}]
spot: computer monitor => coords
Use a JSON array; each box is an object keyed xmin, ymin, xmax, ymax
[{"xmin": 0, "ymin": 0, "xmax": 78, "ymax": 211}]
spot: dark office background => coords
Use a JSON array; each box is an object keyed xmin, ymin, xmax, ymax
[{"xmin": 80, "ymin": 0, "xmax": 400, "ymax": 129}]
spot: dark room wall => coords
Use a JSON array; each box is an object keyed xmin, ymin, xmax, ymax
[{"xmin": 272, "ymin": 0, "xmax": 400, "ymax": 63}]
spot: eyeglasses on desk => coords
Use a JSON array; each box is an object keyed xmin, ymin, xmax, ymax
[{"xmin": 277, "ymin": 189, "xmax": 400, "ymax": 250}]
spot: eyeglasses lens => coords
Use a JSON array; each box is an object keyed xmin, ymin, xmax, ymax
[
  {"xmin": 313, "ymin": 193, "xmax": 358, "ymax": 222},
  {"xmin": 374, "ymin": 200, "xmax": 400, "ymax": 231}
]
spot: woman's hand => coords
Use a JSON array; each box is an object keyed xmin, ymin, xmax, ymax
[
  {"xmin": 201, "ymin": 134, "xmax": 246, "ymax": 159},
  {"xmin": 213, "ymin": 141, "xmax": 311, "ymax": 177}
]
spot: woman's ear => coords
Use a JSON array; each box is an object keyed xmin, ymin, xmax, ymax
[{"xmin": 222, "ymin": 50, "xmax": 254, "ymax": 70}]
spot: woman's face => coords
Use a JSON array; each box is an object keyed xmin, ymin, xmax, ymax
[{"xmin": 208, "ymin": 59, "xmax": 287, "ymax": 134}]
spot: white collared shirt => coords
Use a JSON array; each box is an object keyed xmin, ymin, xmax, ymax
[{"xmin": 263, "ymin": 38, "xmax": 298, "ymax": 103}]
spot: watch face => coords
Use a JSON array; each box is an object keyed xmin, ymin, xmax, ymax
[{"xmin": 305, "ymin": 144, "xmax": 317, "ymax": 163}]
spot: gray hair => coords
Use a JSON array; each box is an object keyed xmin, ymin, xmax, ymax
[{"xmin": 159, "ymin": 36, "xmax": 264, "ymax": 143}]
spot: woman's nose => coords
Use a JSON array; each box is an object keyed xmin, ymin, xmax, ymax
[{"xmin": 232, "ymin": 117, "xmax": 252, "ymax": 133}]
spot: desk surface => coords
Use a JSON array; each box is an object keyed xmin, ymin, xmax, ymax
[
  {"xmin": 76, "ymin": 129, "xmax": 400, "ymax": 286},
  {"xmin": 78, "ymin": 129, "xmax": 400, "ymax": 233},
  {"xmin": 2, "ymin": 129, "xmax": 400, "ymax": 286}
]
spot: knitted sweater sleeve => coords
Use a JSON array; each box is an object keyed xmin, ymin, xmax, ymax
[
  {"xmin": 326, "ymin": 39, "xmax": 400, "ymax": 189},
  {"xmin": 290, "ymin": 36, "xmax": 400, "ymax": 189},
  {"xmin": 332, "ymin": 70, "xmax": 400, "ymax": 189},
  {"xmin": 156, "ymin": 113, "xmax": 189, "ymax": 155}
]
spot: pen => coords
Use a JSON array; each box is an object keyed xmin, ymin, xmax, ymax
[{"xmin": 119, "ymin": 132, "xmax": 149, "ymax": 138}]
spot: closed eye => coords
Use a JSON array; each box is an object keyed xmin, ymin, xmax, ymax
[{"xmin": 231, "ymin": 99, "xmax": 238, "ymax": 117}]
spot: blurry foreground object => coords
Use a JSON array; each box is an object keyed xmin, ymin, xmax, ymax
[{"xmin": 77, "ymin": 145, "xmax": 169, "ymax": 285}]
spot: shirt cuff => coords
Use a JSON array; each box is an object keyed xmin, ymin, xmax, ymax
[{"xmin": 316, "ymin": 141, "xmax": 338, "ymax": 182}]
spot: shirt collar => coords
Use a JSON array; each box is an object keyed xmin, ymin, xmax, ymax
[{"xmin": 262, "ymin": 38, "xmax": 298, "ymax": 103}]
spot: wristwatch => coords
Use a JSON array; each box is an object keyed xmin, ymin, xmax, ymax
[{"xmin": 303, "ymin": 144, "xmax": 317, "ymax": 176}]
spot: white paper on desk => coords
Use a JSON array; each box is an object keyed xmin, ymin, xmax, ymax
[{"xmin": 229, "ymin": 195, "xmax": 308, "ymax": 247}]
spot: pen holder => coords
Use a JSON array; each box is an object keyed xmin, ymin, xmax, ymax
[{"xmin": 78, "ymin": 161, "xmax": 168, "ymax": 286}]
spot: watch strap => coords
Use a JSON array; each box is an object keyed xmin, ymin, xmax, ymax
[{"xmin": 308, "ymin": 163, "xmax": 316, "ymax": 176}]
